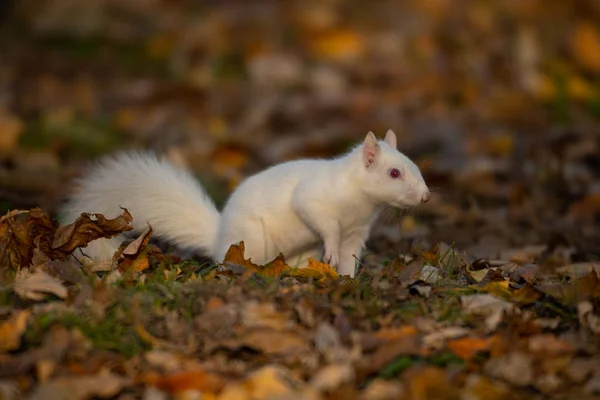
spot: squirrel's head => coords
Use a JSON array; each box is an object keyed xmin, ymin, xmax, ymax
[{"xmin": 359, "ymin": 130, "xmax": 430, "ymax": 208}]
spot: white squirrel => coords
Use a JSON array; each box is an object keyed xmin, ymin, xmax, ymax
[{"xmin": 61, "ymin": 130, "xmax": 430, "ymax": 277}]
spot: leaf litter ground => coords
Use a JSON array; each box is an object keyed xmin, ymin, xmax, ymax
[{"xmin": 1, "ymin": 208, "xmax": 599, "ymax": 399}]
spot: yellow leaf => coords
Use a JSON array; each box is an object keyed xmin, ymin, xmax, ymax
[
  {"xmin": 285, "ymin": 268, "xmax": 324, "ymax": 279},
  {"xmin": 0, "ymin": 310, "xmax": 30, "ymax": 352},
  {"xmin": 571, "ymin": 21, "xmax": 600, "ymax": 72},
  {"xmin": 312, "ymin": 29, "xmax": 365, "ymax": 61},
  {"xmin": 307, "ymin": 258, "xmax": 339, "ymax": 279}
]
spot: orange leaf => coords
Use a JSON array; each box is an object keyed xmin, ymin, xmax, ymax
[
  {"xmin": 259, "ymin": 253, "xmax": 291, "ymax": 277},
  {"xmin": 222, "ymin": 242, "xmax": 260, "ymax": 272},
  {"xmin": 374, "ymin": 326, "xmax": 419, "ymax": 341},
  {"xmin": 143, "ymin": 370, "xmax": 225, "ymax": 394},
  {"xmin": 571, "ymin": 21, "xmax": 600, "ymax": 72},
  {"xmin": 0, "ymin": 310, "xmax": 30, "ymax": 352},
  {"xmin": 447, "ymin": 337, "xmax": 493, "ymax": 360}
]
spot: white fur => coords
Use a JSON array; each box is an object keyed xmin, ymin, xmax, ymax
[
  {"xmin": 60, "ymin": 152, "xmax": 220, "ymax": 262},
  {"xmin": 61, "ymin": 131, "xmax": 429, "ymax": 277}
]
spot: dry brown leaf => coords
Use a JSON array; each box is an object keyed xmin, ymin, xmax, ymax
[
  {"xmin": 238, "ymin": 366, "xmax": 300, "ymax": 399},
  {"xmin": 120, "ymin": 224, "xmax": 152, "ymax": 257},
  {"xmin": 356, "ymin": 329, "xmax": 422, "ymax": 380},
  {"xmin": 14, "ymin": 269, "xmax": 68, "ymax": 301},
  {"xmin": 0, "ymin": 208, "xmax": 57, "ymax": 270},
  {"xmin": 310, "ymin": 363, "xmax": 355, "ymax": 392},
  {"xmin": 52, "ymin": 209, "xmax": 134, "ymax": 258},
  {"xmin": 28, "ymin": 371, "xmax": 128, "ymax": 400},
  {"xmin": 528, "ymin": 334, "xmax": 574, "ymax": 356},
  {"xmin": 461, "ymin": 374, "xmax": 511, "ymax": 400},
  {"xmin": 483, "ymin": 352, "xmax": 534, "ymax": 387},
  {"xmin": 237, "ymin": 328, "xmax": 309, "ymax": 357},
  {"xmin": 537, "ymin": 271, "xmax": 600, "ymax": 305},
  {"xmin": 0, "ymin": 325, "xmax": 73, "ymax": 377},
  {"xmin": 241, "ymin": 301, "xmax": 291, "ymax": 331},
  {"xmin": 0, "ymin": 310, "xmax": 30, "ymax": 353},
  {"xmin": 362, "ymin": 378, "xmax": 405, "ymax": 400},
  {"xmin": 460, "ymin": 294, "xmax": 514, "ymax": 331}
]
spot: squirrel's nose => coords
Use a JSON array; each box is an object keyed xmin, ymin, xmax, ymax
[{"xmin": 421, "ymin": 192, "xmax": 431, "ymax": 204}]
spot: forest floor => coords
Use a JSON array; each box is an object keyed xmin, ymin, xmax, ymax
[{"xmin": 1, "ymin": 1, "xmax": 600, "ymax": 399}]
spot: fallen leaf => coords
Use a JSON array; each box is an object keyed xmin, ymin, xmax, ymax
[
  {"xmin": 0, "ymin": 109, "xmax": 23, "ymax": 154},
  {"xmin": 234, "ymin": 328, "xmax": 309, "ymax": 357},
  {"xmin": 528, "ymin": 334, "xmax": 574, "ymax": 355},
  {"xmin": 306, "ymin": 258, "xmax": 339, "ymax": 279},
  {"xmin": 447, "ymin": 337, "xmax": 494, "ymax": 361},
  {"xmin": 355, "ymin": 329, "xmax": 422, "ymax": 380},
  {"xmin": 120, "ymin": 224, "xmax": 153, "ymax": 256},
  {"xmin": 52, "ymin": 209, "xmax": 134, "ymax": 259},
  {"xmin": 0, "ymin": 310, "xmax": 30, "ymax": 353},
  {"xmin": 461, "ymin": 374, "xmax": 511, "ymax": 400},
  {"xmin": 422, "ymin": 327, "xmax": 470, "ymax": 350},
  {"xmin": 312, "ymin": 29, "xmax": 365, "ymax": 61},
  {"xmin": 571, "ymin": 21, "xmax": 600, "ymax": 72},
  {"xmin": 28, "ymin": 371, "xmax": 128, "ymax": 400},
  {"xmin": 0, "ymin": 208, "xmax": 57, "ymax": 270},
  {"xmin": 403, "ymin": 366, "xmax": 458, "ymax": 400},
  {"xmin": 310, "ymin": 363, "xmax": 355, "ymax": 391},
  {"xmin": 537, "ymin": 271, "xmax": 600, "ymax": 305},
  {"xmin": 483, "ymin": 352, "xmax": 534, "ymax": 387},
  {"xmin": 460, "ymin": 294, "xmax": 514, "ymax": 331},
  {"xmin": 143, "ymin": 370, "xmax": 224, "ymax": 395},
  {"xmin": 13, "ymin": 270, "xmax": 68, "ymax": 301},
  {"xmin": 241, "ymin": 301, "xmax": 291, "ymax": 331},
  {"xmin": 578, "ymin": 301, "xmax": 600, "ymax": 334},
  {"xmin": 241, "ymin": 365, "xmax": 300, "ymax": 399},
  {"xmin": 258, "ymin": 253, "xmax": 291, "ymax": 277},
  {"xmin": 0, "ymin": 326, "xmax": 73, "ymax": 377},
  {"xmin": 222, "ymin": 242, "xmax": 260, "ymax": 272},
  {"xmin": 362, "ymin": 378, "xmax": 405, "ymax": 400}
]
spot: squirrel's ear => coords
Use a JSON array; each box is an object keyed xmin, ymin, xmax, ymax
[
  {"xmin": 384, "ymin": 129, "xmax": 397, "ymax": 149},
  {"xmin": 363, "ymin": 132, "xmax": 380, "ymax": 167}
]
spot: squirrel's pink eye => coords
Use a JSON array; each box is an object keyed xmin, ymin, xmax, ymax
[{"xmin": 389, "ymin": 168, "xmax": 401, "ymax": 179}]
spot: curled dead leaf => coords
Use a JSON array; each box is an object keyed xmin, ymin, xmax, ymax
[
  {"xmin": 52, "ymin": 209, "xmax": 134, "ymax": 259},
  {"xmin": 14, "ymin": 269, "xmax": 68, "ymax": 301}
]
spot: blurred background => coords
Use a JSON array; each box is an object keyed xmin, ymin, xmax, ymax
[{"xmin": 1, "ymin": 0, "xmax": 600, "ymax": 264}]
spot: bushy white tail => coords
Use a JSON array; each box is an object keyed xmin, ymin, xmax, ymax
[{"xmin": 60, "ymin": 152, "xmax": 221, "ymax": 262}]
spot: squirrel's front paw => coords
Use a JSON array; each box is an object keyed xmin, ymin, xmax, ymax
[{"xmin": 323, "ymin": 252, "xmax": 339, "ymax": 268}]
